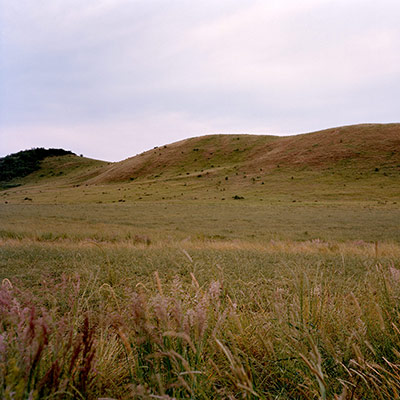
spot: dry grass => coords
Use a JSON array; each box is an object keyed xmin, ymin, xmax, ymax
[
  {"xmin": 1, "ymin": 255, "xmax": 400, "ymax": 399},
  {"xmin": 2, "ymin": 236, "xmax": 400, "ymax": 259}
]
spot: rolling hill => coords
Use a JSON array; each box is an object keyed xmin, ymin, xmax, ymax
[
  {"xmin": 87, "ymin": 123, "xmax": 400, "ymax": 184},
  {"xmin": 1, "ymin": 123, "xmax": 399, "ymax": 204}
]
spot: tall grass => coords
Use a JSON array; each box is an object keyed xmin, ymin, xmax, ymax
[
  {"xmin": 0, "ymin": 278, "xmax": 96, "ymax": 399},
  {"xmin": 1, "ymin": 255, "xmax": 400, "ymax": 399}
]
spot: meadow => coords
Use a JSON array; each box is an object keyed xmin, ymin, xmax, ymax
[{"xmin": 1, "ymin": 198, "xmax": 400, "ymax": 399}]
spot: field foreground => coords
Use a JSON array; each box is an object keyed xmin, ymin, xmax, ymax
[{"xmin": 1, "ymin": 200, "xmax": 400, "ymax": 399}]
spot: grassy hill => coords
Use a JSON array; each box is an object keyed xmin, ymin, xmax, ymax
[
  {"xmin": 88, "ymin": 123, "xmax": 400, "ymax": 184},
  {"xmin": 0, "ymin": 150, "xmax": 108, "ymax": 187},
  {"xmin": 0, "ymin": 148, "xmax": 77, "ymax": 189},
  {"xmin": 1, "ymin": 123, "xmax": 399, "ymax": 204},
  {"xmin": 21, "ymin": 154, "xmax": 109, "ymax": 185}
]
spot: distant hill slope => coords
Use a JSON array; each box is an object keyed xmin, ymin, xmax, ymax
[
  {"xmin": 24, "ymin": 154, "xmax": 109, "ymax": 184},
  {"xmin": 88, "ymin": 123, "xmax": 400, "ymax": 184},
  {"xmin": 247, "ymin": 123, "xmax": 400, "ymax": 169},
  {"xmin": 2, "ymin": 124, "xmax": 399, "ymax": 189},
  {"xmin": 2, "ymin": 123, "xmax": 399, "ymax": 204},
  {"xmin": 0, "ymin": 149, "xmax": 108, "ymax": 188},
  {"xmin": 87, "ymin": 134, "xmax": 279, "ymax": 184},
  {"xmin": 0, "ymin": 148, "xmax": 75, "ymax": 182}
]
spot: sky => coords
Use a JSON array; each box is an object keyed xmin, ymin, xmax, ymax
[{"xmin": 1, "ymin": 0, "xmax": 399, "ymax": 161}]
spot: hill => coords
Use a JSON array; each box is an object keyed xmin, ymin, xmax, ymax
[
  {"xmin": 88, "ymin": 123, "xmax": 400, "ymax": 184},
  {"xmin": 0, "ymin": 149, "xmax": 108, "ymax": 189},
  {"xmin": 1, "ymin": 123, "xmax": 399, "ymax": 204},
  {"xmin": 0, "ymin": 148, "xmax": 75, "ymax": 184}
]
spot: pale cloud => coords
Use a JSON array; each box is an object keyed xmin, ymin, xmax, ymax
[{"xmin": 1, "ymin": 0, "xmax": 399, "ymax": 160}]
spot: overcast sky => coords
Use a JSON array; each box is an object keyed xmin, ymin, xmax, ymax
[{"xmin": 1, "ymin": 0, "xmax": 399, "ymax": 161}]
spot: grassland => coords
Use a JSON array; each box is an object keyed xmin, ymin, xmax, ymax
[{"xmin": 1, "ymin": 124, "xmax": 400, "ymax": 399}]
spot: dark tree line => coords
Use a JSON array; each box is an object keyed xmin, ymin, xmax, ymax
[{"xmin": 0, "ymin": 148, "xmax": 75, "ymax": 182}]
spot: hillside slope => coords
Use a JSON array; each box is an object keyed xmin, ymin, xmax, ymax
[
  {"xmin": 0, "ymin": 148, "xmax": 75, "ymax": 184},
  {"xmin": 86, "ymin": 134, "xmax": 278, "ymax": 184},
  {"xmin": 24, "ymin": 154, "xmax": 109, "ymax": 185},
  {"xmin": 87, "ymin": 123, "xmax": 400, "ymax": 184},
  {"xmin": 0, "ymin": 151, "xmax": 108, "ymax": 189},
  {"xmin": 249, "ymin": 123, "xmax": 400, "ymax": 169},
  {"xmin": 2, "ymin": 123, "xmax": 400, "ymax": 205}
]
